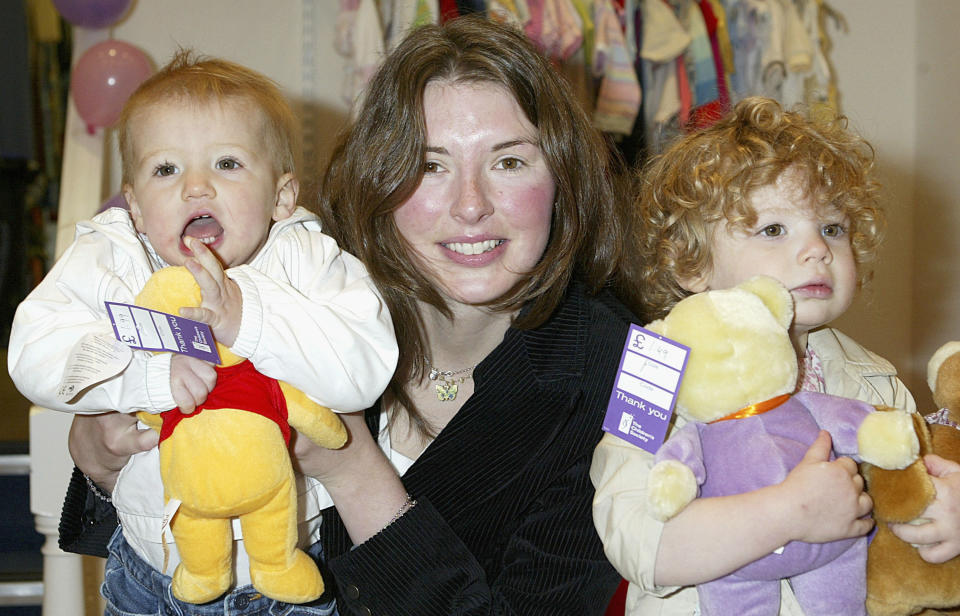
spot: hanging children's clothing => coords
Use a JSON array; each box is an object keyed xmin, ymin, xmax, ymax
[{"xmin": 332, "ymin": 0, "xmax": 846, "ymax": 162}]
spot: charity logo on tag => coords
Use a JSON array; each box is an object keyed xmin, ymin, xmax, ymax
[
  {"xmin": 106, "ymin": 302, "xmax": 221, "ymax": 364},
  {"xmin": 602, "ymin": 324, "xmax": 689, "ymax": 454}
]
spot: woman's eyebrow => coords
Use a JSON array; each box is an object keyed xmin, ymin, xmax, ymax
[
  {"xmin": 424, "ymin": 138, "xmax": 536, "ymax": 155},
  {"xmin": 492, "ymin": 138, "xmax": 535, "ymax": 151}
]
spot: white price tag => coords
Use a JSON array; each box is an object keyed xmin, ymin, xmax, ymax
[{"xmin": 56, "ymin": 333, "xmax": 133, "ymax": 402}]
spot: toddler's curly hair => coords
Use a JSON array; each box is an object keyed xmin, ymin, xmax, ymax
[{"xmin": 637, "ymin": 96, "xmax": 884, "ymax": 320}]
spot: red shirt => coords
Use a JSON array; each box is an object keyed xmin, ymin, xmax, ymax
[{"xmin": 158, "ymin": 361, "xmax": 290, "ymax": 444}]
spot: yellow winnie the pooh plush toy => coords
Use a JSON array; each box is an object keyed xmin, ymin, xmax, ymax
[{"xmin": 135, "ymin": 266, "xmax": 347, "ymax": 604}]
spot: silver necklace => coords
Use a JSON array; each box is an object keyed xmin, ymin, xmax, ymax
[{"xmin": 425, "ymin": 357, "xmax": 474, "ymax": 402}]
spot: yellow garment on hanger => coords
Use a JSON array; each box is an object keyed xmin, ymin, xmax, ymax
[
  {"xmin": 413, "ymin": 0, "xmax": 435, "ymax": 27},
  {"xmin": 568, "ymin": 0, "xmax": 595, "ymax": 67}
]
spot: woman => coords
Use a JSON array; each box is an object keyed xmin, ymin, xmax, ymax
[{"xmin": 64, "ymin": 15, "xmax": 644, "ymax": 615}]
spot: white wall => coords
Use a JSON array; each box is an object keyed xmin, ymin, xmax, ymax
[
  {"xmin": 827, "ymin": 2, "xmax": 917, "ymax": 396},
  {"xmin": 829, "ymin": 1, "xmax": 960, "ymax": 412},
  {"xmin": 912, "ymin": 1, "xmax": 960, "ymax": 410}
]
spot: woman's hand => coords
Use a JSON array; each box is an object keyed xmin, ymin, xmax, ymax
[
  {"xmin": 68, "ymin": 412, "xmax": 158, "ymax": 493},
  {"xmin": 889, "ymin": 454, "xmax": 960, "ymax": 563},
  {"xmin": 290, "ymin": 411, "xmax": 375, "ymax": 486},
  {"xmin": 291, "ymin": 411, "xmax": 411, "ymax": 545}
]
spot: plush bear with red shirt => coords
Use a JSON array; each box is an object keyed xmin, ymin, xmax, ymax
[{"xmin": 135, "ymin": 266, "xmax": 347, "ymax": 604}]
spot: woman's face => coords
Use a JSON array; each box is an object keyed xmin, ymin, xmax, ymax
[{"xmin": 393, "ymin": 81, "xmax": 556, "ymax": 307}]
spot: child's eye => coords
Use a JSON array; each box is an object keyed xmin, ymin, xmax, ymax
[
  {"xmin": 822, "ymin": 223, "xmax": 847, "ymax": 238},
  {"xmin": 216, "ymin": 158, "xmax": 241, "ymax": 171},
  {"xmin": 759, "ymin": 224, "xmax": 785, "ymax": 237},
  {"xmin": 153, "ymin": 163, "xmax": 177, "ymax": 177},
  {"xmin": 423, "ymin": 161, "xmax": 443, "ymax": 174},
  {"xmin": 494, "ymin": 157, "xmax": 525, "ymax": 171}
]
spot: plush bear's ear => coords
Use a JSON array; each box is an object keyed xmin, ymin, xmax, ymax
[
  {"xmin": 736, "ymin": 276, "xmax": 793, "ymax": 330},
  {"xmin": 927, "ymin": 341, "xmax": 960, "ymax": 393}
]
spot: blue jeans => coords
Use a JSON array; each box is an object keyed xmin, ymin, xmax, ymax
[{"xmin": 102, "ymin": 528, "xmax": 338, "ymax": 616}]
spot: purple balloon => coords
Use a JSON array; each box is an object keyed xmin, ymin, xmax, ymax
[
  {"xmin": 98, "ymin": 192, "xmax": 129, "ymax": 213},
  {"xmin": 53, "ymin": 0, "xmax": 132, "ymax": 29},
  {"xmin": 71, "ymin": 40, "xmax": 152, "ymax": 134}
]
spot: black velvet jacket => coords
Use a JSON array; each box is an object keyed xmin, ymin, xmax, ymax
[{"xmin": 61, "ymin": 281, "xmax": 634, "ymax": 615}]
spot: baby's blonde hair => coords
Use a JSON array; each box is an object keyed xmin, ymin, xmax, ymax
[
  {"xmin": 118, "ymin": 49, "xmax": 300, "ymax": 185},
  {"xmin": 637, "ymin": 97, "xmax": 884, "ymax": 320}
]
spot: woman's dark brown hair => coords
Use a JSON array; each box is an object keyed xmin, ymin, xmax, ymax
[{"xmin": 318, "ymin": 15, "xmax": 630, "ymax": 433}]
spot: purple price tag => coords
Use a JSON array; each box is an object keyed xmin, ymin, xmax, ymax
[
  {"xmin": 602, "ymin": 324, "xmax": 689, "ymax": 454},
  {"xmin": 106, "ymin": 301, "xmax": 221, "ymax": 364}
]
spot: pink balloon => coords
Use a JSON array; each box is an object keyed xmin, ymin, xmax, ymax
[
  {"xmin": 71, "ymin": 40, "xmax": 152, "ymax": 134},
  {"xmin": 53, "ymin": 0, "xmax": 132, "ymax": 29}
]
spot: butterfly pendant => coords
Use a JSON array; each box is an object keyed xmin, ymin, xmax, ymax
[{"xmin": 436, "ymin": 381, "xmax": 458, "ymax": 401}]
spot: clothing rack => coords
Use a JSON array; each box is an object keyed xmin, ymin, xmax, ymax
[{"xmin": 336, "ymin": 0, "xmax": 844, "ymax": 164}]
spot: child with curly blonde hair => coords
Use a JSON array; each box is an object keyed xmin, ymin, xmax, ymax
[{"xmin": 592, "ymin": 97, "xmax": 921, "ymax": 615}]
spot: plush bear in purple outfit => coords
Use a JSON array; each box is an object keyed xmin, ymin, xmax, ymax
[{"xmin": 646, "ymin": 276, "xmax": 919, "ymax": 616}]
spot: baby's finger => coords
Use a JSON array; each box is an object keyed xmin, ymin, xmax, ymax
[
  {"xmin": 179, "ymin": 305, "xmax": 213, "ymax": 325},
  {"xmin": 180, "ymin": 378, "xmax": 208, "ymax": 414},
  {"xmin": 184, "ymin": 254, "xmax": 219, "ymax": 298},
  {"xmin": 890, "ymin": 519, "xmax": 939, "ymax": 545},
  {"xmin": 171, "ymin": 381, "xmax": 197, "ymax": 414},
  {"xmin": 196, "ymin": 361, "xmax": 217, "ymax": 390},
  {"xmin": 186, "ymin": 237, "xmax": 226, "ymax": 283},
  {"xmin": 853, "ymin": 513, "xmax": 875, "ymax": 537},
  {"xmin": 833, "ymin": 455, "xmax": 859, "ymax": 476},
  {"xmin": 925, "ymin": 453, "xmax": 960, "ymax": 477},
  {"xmin": 915, "ymin": 540, "xmax": 957, "ymax": 564},
  {"xmin": 800, "ymin": 430, "xmax": 832, "ymax": 463},
  {"xmin": 856, "ymin": 491, "xmax": 874, "ymax": 518}
]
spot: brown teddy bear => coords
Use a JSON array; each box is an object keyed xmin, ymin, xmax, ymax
[{"xmin": 863, "ymin": 341, "xmax": 960, "ymax": 616}]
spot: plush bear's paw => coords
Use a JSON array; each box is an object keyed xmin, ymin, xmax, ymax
[
  {"xmin": 647, "ymin": 460, "xmax": 698, "ymax": 522},
  {"xmin": 249, "ymin": 549, "xmax": 324, "ymax": 604},
  {"xmin": 858, "ymin": 410, "xmax": 920, "ymax": 470},
  {"xmin": 171, "ymin": 563, "xmax": 232, "ymax": 604}
]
